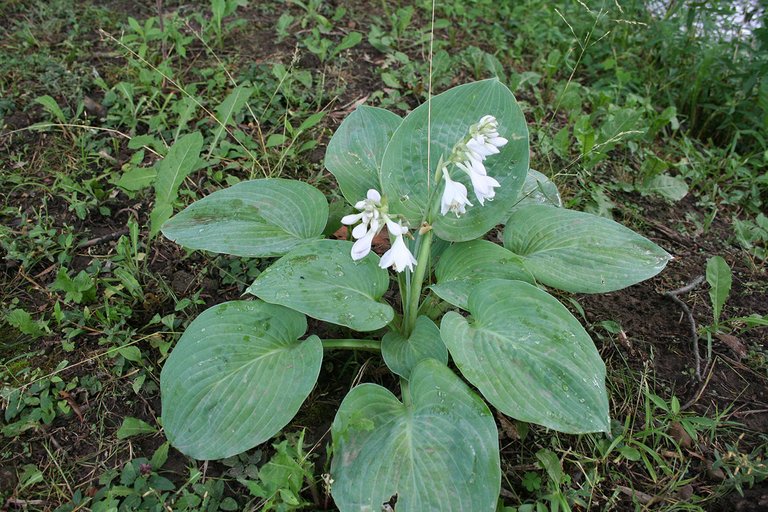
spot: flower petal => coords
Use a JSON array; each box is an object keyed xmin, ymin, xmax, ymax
[
  {"xmin": 341, "ymin": 213, "xmax": 364, "ymax": 225},
  {"xmin": 457, "ymin": 158, "xmax": 487, "ymax": 177},
  {"xmin": 351, "ymin": 232, "xmax": 374, "ymax": 260},
  {"xmin": 467, "ymin": 135, "xmax": 499, "ymax": 157},
  {"xmin": 366, "ymin": 189, "xmax": 382, "ymax": 202},
  {"xmin": 440, "ymin": 169, "xmax": 472, "ymax": 216},
  {"xmin": 379, "ymin": 234, "xmax": 417, "ymax": 273},
  {"xmin": 479, "ymin": 114, "xmax": 495, "ymax": 126},
  {"xmin": 384, "ymin": 218, "xmax": 406, "ymax": 236},
  {"xmin": 487, "ymin": 136, "xmax": 508, "ymax": 148},
  {"xmin": 468, "ymin": 172, "xmax": 501, "ymax": 205},
  {"xmin": 378, "ymin": 247, "xmax": 395, "ymax": 269},
  {"xmin": 351, "ymin": 222, "xmax": 369, "ymax": 239}
]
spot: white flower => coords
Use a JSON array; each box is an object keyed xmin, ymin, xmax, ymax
[
  {"xmin": 342, "ymin": 189, "xmax": 387, "ymax": 260},
  {"xmin": 440, "ymin": 168, "xmax": 472, "ymax": 216},
  {"xmin": 473, "ymin": 115, "xmax": 506, "ymax": 143},
  {"xmin": 486, "ymin": 134, "xmax": 508, "ymax": 148},
  {"xmin": 350, "ymin": 188, "xmax": 382, "ymax": 210},
  {"xmin": 351, "ymin": 219, "xmax": 371, "ymax": 239},
  {"xmin": 384, "ymin": 218, "xmax": 408, "ymax": 236},
  {"xmin": 342, "ymin": 189, "xmax": 415, "ymax": 269},
  {"xmin": 467, "ymin": 134, "xmax": 500, "ymax": 159},
  {"xmin": 448, "ymin": 114, "xmax": 508, "ymax": 207},
  {"xmin": 341, "ymin": 212, "xmax": 364, "ymax": 225},
  {"xmin": 467, "ymin": 115, "xmax": 508, "ymax": 154},
  {"xmin": 467, "ymin": 170, "xmax": 500, "ymax": 205},
  {"xmin": 350, "ymin": 216, "xmax": 380, "ymax": 260},
  {"xmin": 379, "ymin": 230, "xmax": 417, "ymax": 273},
  {"xmin": 456, "ymin": 156, "xmax": 486, "ymax": 176},
  {"xmin": 478, "ymin": 114, "xmax": 497, "ymax": 128},
  {"xmin": 365, "ymin": 188, "xmax": 381, "ymax": 202}
]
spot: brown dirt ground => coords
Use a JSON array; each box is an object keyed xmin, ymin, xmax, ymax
[{"xmin": 1, "ymin": 1, "xmax": 767, "ymax": 510}]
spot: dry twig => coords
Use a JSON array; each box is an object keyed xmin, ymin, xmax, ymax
[
  {"xmin": 76, "ymin": 227, "xmax": 130, "ymax": 249},
  {"xmin": 664, "ymin": 275, "xmax": 705, "ymax": 381}
]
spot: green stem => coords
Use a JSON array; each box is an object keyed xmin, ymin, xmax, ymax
[
  {"xmin": 400, "ymin": 377, "xmax": 412, "ymax": 407},
  {"xmin": 397, "ymin": 270, "xmax": 409, "ymax": 325},
  {"xmin": 404, "ymin": 230, "xmax": 434, "ymax": 335},
  {"xmin": 321, "ymin": 339, "xmax": 381, "ymax": 353}
]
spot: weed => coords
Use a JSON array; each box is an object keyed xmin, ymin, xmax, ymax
[{"xmin": 712, "ymin": 438, "xmax": 768, "ymax": 497}]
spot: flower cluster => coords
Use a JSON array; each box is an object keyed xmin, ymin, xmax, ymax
[
  {"xmin": 341, "ymin": 189, "xmax": 417, "ymax": 273},
  {"xmin": 440, "ymin": 115, "xmax": 508, "ymax": 216}
]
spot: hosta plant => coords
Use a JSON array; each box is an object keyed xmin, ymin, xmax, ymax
[{"xmin": 159, "ymin": 79, "xmax": 670, "ymax": 511}]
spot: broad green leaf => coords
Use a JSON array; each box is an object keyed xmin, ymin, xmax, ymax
[
  {"xmin": 440, "ymin": 279, "xmax": 610, "ymax": 433},
  {"xmin": 325, "ymin": 106, "xmax": 402, "ymax": 204},
  {"xmin": 161, "ymin": 301, "xmax": 322, "ymax": 460},
  {"xmin": 117, "ymin": 166, "xmax": 157, "ymax": 192},
  {"xmin": 504, "ymin": 205, "xmax": 671, "ymax": 293},
  {"xmin": 297, "ymin": 111, "xmax": 325, "ymax": 133},
  {"xmin": 512, "ymin": 168, "xmax": 562, "ymax": 211},
  {"xmin": 162, "ymin": 179, "xmax": 328, "ymax": 257},
  {"xmin": 265, "ymin": 133, "xmax": 288, "ymax": 147},
  {"xmin": 640, "ymin": 174, "xmax": 689, "ymax": 201},
  {"xmin": 150, "ymin": 203, "xmax": 173, "ymax": 238},
  {"xmin": 150, "ymin": 442, "xmax": 170, "ymax": 470},
  {"xmin": 331, "ymin": 359, "xmax": 500, "ymax": 512},
  {"xmin": 154, "ymin": 131, "xmax": 204, "ymax": 204},
  {"xmin": 117, "ymin": 417, "xmax": 157, "ymax": 439},
  {"xmin": 431, "ymin": 240, "xmax": 534, "ymax": 309},
  {"xmin": 35, "ymin": 95, "xmax": 67, "ymax": 122},
  {"xmin": 128, "ymin": 134, "xmax": 164, "ymax": 152},
  {"xmin": 247, "ymin": 240, "xmax": 393, "ymax": 331},
  {"xmin": 148, "ymin": 475, "xmax": 175, "ymax": 492},
  {"xmin": 536, "ymin": 449, "xmax": 565, "ymax": 486},
  {"xmin": 706, "ymin": 255, "xmax": 732, "ymax": 325},
  {"xmin": 50, "ymin": 268, "xmax": 96, "ymax": 304},
  {"xmin": 331, "ymin": 31, "xmax": 363, "ymax": 58},
  {"xmin": 379, "ymin": 79, "xmax": 529, "ymax": 241},
  {"xmin": 208, "ymin": 85, "xmax": 253, "ymax": 157},
  {"xmin": 117, "ymin": 346, "xmax": 142, "ymax": 362},
  {"xmin": 151, "ymin": 131, "xmax": 204, "ymax": 235},
  {"xmin": 323, "ymin": 198, "xmax": 351, "ymax": 237},
  {"xmin": 18, "ymin": 465, "xmax": 43, "ymax": 491},
  {"xmin": 381, "ymin": 316, "xmax": 447, "ymax": 379},
  {"xmin": 6, "ymin": 309, "xmax": 45, "ymax": 338}
]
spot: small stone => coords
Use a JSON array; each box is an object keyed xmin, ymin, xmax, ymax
[
  {"xmin": 669, "ymin": 421, "xmax": 694, "ymax": 449},
  {"xmin": 677, "ymin": 484, "xmax": 694, "ymax": 500},
  {"xmin": 706, "ymin": 460, "xmax": 726, "ymax": 481}
]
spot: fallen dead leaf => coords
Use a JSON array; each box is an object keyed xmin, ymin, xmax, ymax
[
  {"xmin": 669, "ymin": 421, "xmax": 694, "ymax": 449},
  {"xmin": 716, "ymin": 333, "xmax": 748, "ymax": 360},
  {"xmin": 59, "ymin": 390, "xmax": 84, "ymax": 423},
  {"xmin": 616, "ymin": 485, "xmax": 655, "ymax": 504},
  {"xmin": 706, "ymin": 460, "xmax": 726, "ymax": 481},
  {"xmin": 496, "ymin": 413, "xmax": 521, "ymax": 440}
]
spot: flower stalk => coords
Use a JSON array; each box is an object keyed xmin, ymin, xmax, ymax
[{"xmin": 403, "ymin": 229, "xmax": 433, "ymax": 336}]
